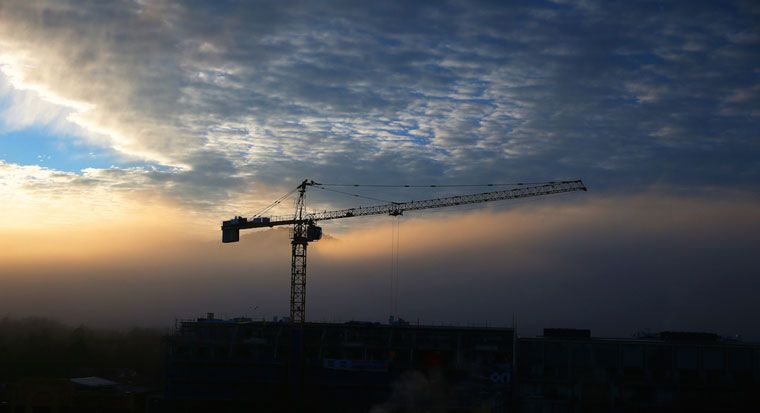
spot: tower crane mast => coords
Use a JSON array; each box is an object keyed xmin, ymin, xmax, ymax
[{"xmin": 222, "ymin": 179, "xmax": 586, "ymax": 324}]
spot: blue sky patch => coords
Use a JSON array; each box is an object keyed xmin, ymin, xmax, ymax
[{"xmin": 0, "ymin": 125, "xmax": 124, "ymax": 172}]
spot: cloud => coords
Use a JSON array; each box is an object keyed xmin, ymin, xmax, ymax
[
  {"xmin": 0, "ymin": 2, "xmax": 758, "ymax": 336},
  {"xmin": 0, "ymin": 0, "xmax": 757, "ymax": 214}
]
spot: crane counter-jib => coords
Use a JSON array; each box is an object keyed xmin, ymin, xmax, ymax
[{"xmin": 221, "ymin": 180, "xmax": 586, "ymax": 243}]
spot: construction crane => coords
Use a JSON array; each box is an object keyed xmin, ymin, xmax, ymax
[{"xmin": 221, "ymin": 179, "xmax": 587, "ymax": 325}]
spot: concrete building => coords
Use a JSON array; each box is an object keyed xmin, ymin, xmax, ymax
[
  {"xmin": 165, "ymin": 316, "xmax": 514, "ymax": 412},
  {"xmin": 517, "ymin": 329, "xmax": 760, "ymax": 412},
  {"xmin": 163, "ymin": 316, "xmax": 760, "ymax": 412}
]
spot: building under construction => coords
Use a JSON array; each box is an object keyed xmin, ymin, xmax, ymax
[
  {"xmin": 175, "ymin": 180, "xmax": 759, "ymax": 411},
  {"xmin": 163, "ymin": 316, "xmax": 760, "ymax": 412}
]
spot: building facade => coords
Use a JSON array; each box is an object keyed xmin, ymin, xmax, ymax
[
  {"xmin": 165, "ymin": 316, "xmax": 514, "ymax": 412},
  {"xmin": 517, "ymin": 329, "xmax": 760, "ymax": 412},
  {"xmin": 163, "ymin": 317, "xmax": 759, "ymax": 412}
]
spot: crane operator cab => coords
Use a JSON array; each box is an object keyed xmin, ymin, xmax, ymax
[{"xmin": 306, "ymin": 224, "xmax": 322, "ymax": 242}]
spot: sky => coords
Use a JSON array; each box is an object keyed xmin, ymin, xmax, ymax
[{"xmin": 1, "ymin": 0, "xmax": 759, "ymax": 338}]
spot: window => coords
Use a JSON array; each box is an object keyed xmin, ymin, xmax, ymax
[
  {"xmin": 622, "ymin": 345, "xmax": 643, "ymax": 368},
  {"xmin": 703, "ymin": 349, "xmax": 724, "ymax": 371},
  {"xmin": 676, "ymin": 348, "xmax": 697, "ymax": 370}
]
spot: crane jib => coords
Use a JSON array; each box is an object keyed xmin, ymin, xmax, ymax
[
  {"xmin": 221, "ymin": 180, "xmax": 586, "ymax": 242},
  {"xmin": 308, "ymin": 180, "xmax": 585, "ymax": 222}
]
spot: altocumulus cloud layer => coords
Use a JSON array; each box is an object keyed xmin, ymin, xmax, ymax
[{"xmin": 0, "ymin": 0, "xmax": 758, "ymax": 213}]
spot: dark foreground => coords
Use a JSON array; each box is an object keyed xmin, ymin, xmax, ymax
[{"xmin": 2, "ymin": 316, "xmax": 759, "ymax": 412}]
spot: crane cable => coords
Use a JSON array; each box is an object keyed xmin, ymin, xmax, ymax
[
  {"xmin": 250, "ymin": 180, "xmax": 563, "ymax": 219},
  {"xmin": 250, "ymin": 187, "xmax": 298, "ymax": 218},
  {"xmin": 318, "ymin": 181, "xmax": 571, "ymax": 188},
  {"xmin": 312, "ymin": 183, "xmax": 403, "ymax": 318},
  {"xmin": 311, "ymin": 185, "xmax": 397, "ymax": 204},
  {"xmin": 388, "ymin": 215, "xmax": 401, "ymax": 320},
  {"xmin": 391, "ymin": 215, "xmax": 400, "ymax": 319}
]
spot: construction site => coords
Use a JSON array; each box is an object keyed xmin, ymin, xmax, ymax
[
  {"xmin": 160, "ymin": 179, "xmax": 757, "ymax": 411},
  {"xmin": 4, "ymin": 180, "xmax": 760, "ymax": 412},
  {"xmin": 161, "ymin": 316, "xmax": 760, "ymax": 412}
]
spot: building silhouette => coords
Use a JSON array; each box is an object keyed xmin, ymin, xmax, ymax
[{"xmin": 161, "ymin": 315, "xmax": 760, "ymax": 412}]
